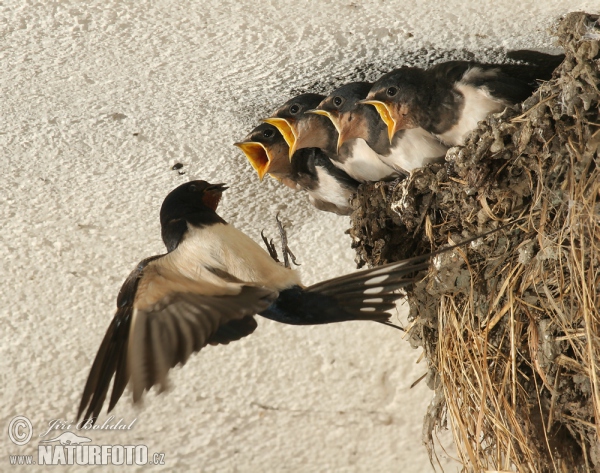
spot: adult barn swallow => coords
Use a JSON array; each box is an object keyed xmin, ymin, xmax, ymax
[
  {"xmin": 235, "ymin": 123, "xmax": 358, "ymax": 215},
  {"xmin": 363, "ymin": 52, "xmax": 563, "ymax": 146},
  {"xmin": 267, "ymin": 93, "xmax": 396, "ymax": 182},
  {"xmin": 78, "ymin": 179, "xmax": 428, "ymax": 422},
  {"xmin": 313, "ymin": 82, "xmax": 448, "ymax": 175}
]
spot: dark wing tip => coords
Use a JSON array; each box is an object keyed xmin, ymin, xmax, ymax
[{"xmin": 77, "ymin": 307, "xmax": 132, "ymax": 424}]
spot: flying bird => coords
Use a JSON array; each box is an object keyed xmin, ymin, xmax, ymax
[
  {"xmin": 78, "ymin": 180, "xmax": 432, "ymax": 422},
  {"xmin": 235, "ymin": 123, "xmax": 358, "ymax": 215},
  {"xmin": 312, "ymin": 82, "xmax": 448, "ymax": 176},
  {"xmin": 363, "ymin": 52, "xmax": 564, "ymax": 146}
]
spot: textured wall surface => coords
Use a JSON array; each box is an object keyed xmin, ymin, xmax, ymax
[{"xmin": 1, "ymin": 1, "xmax": 596, "ymax": 471}]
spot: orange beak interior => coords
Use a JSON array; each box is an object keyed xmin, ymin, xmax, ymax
[
  {"xmin": 360, "ymin": 100, "xmax": 398, "ymax": 143},
  {"xmin": 234, "ymin": 142, "xmax": 271, "ymax": 180}
]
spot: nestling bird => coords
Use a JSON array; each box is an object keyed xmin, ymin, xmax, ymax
[
  {"xmin": 363, "ymin": 52, "xmax": 564, "ymax": 146},
  {"xmin": 267, "ymin": 93, "xmax": 396, "ymax": 182},
  {"xmin": 289, "ymin": 147, "xmax": 359, "ymax": 215},
  {"xmin": 234, "ymin": 123, "xmax": 296, "ymax": 188},
  {"xmin": 263, "ymin": 93, "xmax": 331, "ymax": 157},
  {"xmin": 312, "ymin": 82, "xmax": 448, "ymax": 176},
  {"xmin": 235, "ymin": 123, "xmax": 358, "ymax": 215},
  {"xmin": 78, "ymin": 179, "xmax": 431, "ymax": 422}
]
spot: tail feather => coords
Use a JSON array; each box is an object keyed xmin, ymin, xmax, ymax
[
  {"xmin": 260, "ymin": 258, "xmax": 430, "ymax": 325},
  {"xmin": 310, "ymin": 261, "xmax": 430, "ymax": 296}
]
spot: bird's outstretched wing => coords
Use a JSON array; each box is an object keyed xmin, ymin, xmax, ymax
[{"xmin": 77, "ymin": 257, "xmax": 277, "ymax": 424}]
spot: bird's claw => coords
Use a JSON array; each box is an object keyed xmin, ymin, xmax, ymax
[
  {"xmin": 275, "ymin": 213, "xmax": 300, "ymax": 269},
  {"xmin": 261, "ymin": 230, "xmax": 280, "ymax": 263}
]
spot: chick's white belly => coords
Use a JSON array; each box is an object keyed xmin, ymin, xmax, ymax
[
  {"xmin": 382, "ymin": 128, "xmax": 448, "ymax": 172},
  {"xmin": 339, "ymin": 139, "xmax": 395, "ymax": 182}
]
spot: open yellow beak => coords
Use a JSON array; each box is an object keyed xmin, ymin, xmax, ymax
[
  {"xmin": 262, "ymin": 118, "xmax": 297, "ymax": 159},
  {"xmin": 307, "ymin": 109, "xmax": 344, "ymax": 152},
  {"xmin": 234, "ymin": 141, "xmax": 271, "ymax": 180},
  {"xmin": 360, "ymin": 99, "xmax": 397, "ymax": 144},
  {"xmin": 307, "ymin": 109, "xmax": 337, "ymax": 128}
]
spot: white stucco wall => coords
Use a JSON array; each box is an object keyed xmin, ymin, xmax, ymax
[{"xmin": 1, "ymin": 1, "xmax": 596, "ymax": 471}]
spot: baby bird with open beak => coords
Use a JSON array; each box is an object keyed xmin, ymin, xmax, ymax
[
  {"xmin": 313, "ymin": 82, "xmax": 448, "ymax": 177},
  {"xmin": 235, "ymin": 122, "xmax": 358, "ymax": 215},
  {"xmin": 234, "ymin": 123, "xmax": 297, "ymax": 189}
]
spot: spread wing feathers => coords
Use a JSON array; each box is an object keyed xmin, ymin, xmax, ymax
[
  {"xmin": 77, "ymin": 257, "xmax": 277, "ymax": 424},
  {"xmin": 78, "ymin": 256, "xmax": 159, "ymax": 424},
  {"xmin": 128, "ymin": 286, "xmax": 276, "ymax": 403}
]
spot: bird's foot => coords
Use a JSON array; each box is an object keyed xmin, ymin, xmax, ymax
[
  {"xmin": 261, "ymin": 230, "xmax": 280, "ymax": 263},
  {"xmin": 275, "ymin": 213, "xmax": 300, "ymax": 269}
]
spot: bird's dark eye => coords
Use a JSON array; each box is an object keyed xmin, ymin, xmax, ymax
[
  {"xmin": 263, "ymin": 129, "xmax": 274, "ymax": 138},
  {"xmin": 386, "ymin": 87, "xmax": 398, "ymax": 97},
  {"xmin": 289, "ymin": 104, "xmax": 300, "ymax": 114},
  {"xmin": 189, "ymin": 184, "xmax": 197, "ymax": 192},
  {"xmin": 333, "ymin": 96, "xmax": 343, "ymax": 107}
]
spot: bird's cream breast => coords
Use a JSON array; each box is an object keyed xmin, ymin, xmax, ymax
[{"xmin": 168, "ymin": 223, "xmax": 302, "ymax": 290}]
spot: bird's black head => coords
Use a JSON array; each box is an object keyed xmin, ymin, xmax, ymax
[
  {"xmin": 367, "ymin": 67, "xmax": 428, "ymax": 108},
  {"xmin": 311, "ymin": 82, "xmax": 388, "ymax": 152},
  {"xmin": 246, "ymin": 122, "xmax": 285, "ymax": 147},
  {"xmin": 234, "ymin": 123, "xmax": 291, "ymax": 181},
  {"xmin": 361, "ymin": 68, "xmax": 431, "ymax": 142},
  {"xmin": 319, "ymin": 82, "xmax": 373, "ymax": 114},
  {"xmin": 265, "ymin": 93, "xmax": 336, "ymax": 157},
  {"xmin": 272, "ymin": 93, "xmax": 326, "ymax": 120},
  {"xmin": 160, "ymin": 180, "xmax": 228, "ymax": 251}
]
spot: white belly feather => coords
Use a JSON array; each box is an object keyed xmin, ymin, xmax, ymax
[
  {"xmin": 380, "ymin": 128, "xmax": 448, "ymax": 172},
  {"xmin": 163, "ymin": 223, "xmax": 302, "ymax": 290},
  {"xmin": 339, "ymin": 139, "xmax": 396, "ymax": 182},
  {"xmin": 310, "ymin": 167, "xmax": 353, "ymax": 209},
  {"xmin": 439, "ymin": 82, "xmax": 506, "ymax": 146}
]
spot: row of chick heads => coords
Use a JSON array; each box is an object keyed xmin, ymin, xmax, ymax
[{"xmin": 233, "ymin": 52, "xmax": 561, "ymax": 215}]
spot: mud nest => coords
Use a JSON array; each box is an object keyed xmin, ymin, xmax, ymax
[{"xmin": 349, "ymin": 12, "xmax": 600, "ymax": 472}]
